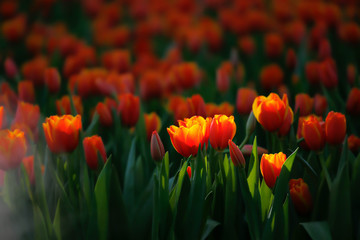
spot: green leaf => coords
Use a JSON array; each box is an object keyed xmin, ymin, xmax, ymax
[
  {"xmin": 123, "ymin": 138, "xmax": 137, "ymax": 209},
  {"xmin": 247, "ymin": 137, "xmax": 260, "ymax": 198},
  {"xmin": 53, "ymin": 200, "xmax": 62, "ymax": 240},
  {"xmin": 260, "ymin": 179, "xmax": 272, "ymax": 222},
  {"xmin": 300, "ymin": 221, "xmax": 332, "ymax": 240},
  {"xmin": 94, "ymin": 156, "xmax": 113, "ymax": 240},
  {"xmin": 33, "ymin": 205, "xmax": 49, "ymax": 240},
  {"xmin": 201, "ymin": 219, "xmax": 220, "ymax": 240},
  {"xmin": 223, "ymin": 156, "xmax": 237, "ymax": 239}
]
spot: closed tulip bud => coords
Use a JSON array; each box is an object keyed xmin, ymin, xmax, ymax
[
  {"xmin": 145, "ymin": 112, "xmax": 161, "ymax": 141},
  {"xmin": 236, "ymin": 88, "xmax": 257, "ymax": 115},
  {"xmin": 18, "ymin": 80, "xmax": 35, "ymax": 103},
  {"xmin": 216, "ymin": 67, "xmax": 230, "ymax": 93},
  {"xmin": 302, "ymin": 115, "xmax": 325, "ymax": 151},
  {"xmin": 348, "ymin": 135, "xmax": 360, "ymax": 153},
  {"xmin": 83, "ymin": 135, "xmax": 107, "ymax": 170},
  {"xmin": 346, "ymin": 88, "xmax": 360, "ymax": 115},
  {"xmin": 0, "ymin": 129, "xmax": 27, "ymax": 171},
  {"xmin": 289, "ymin": 178, "xmax": 313, "ymax": 216},
  {"xmin": 314, "ymin": 94, "xmax": 328, "ymax": 116},
  {"xmin": 260, "ymin": 64, "xmax": 284, "ymax": 91},
  {"xmin": 187, "ymin": 166, "xmax": 192, "ymax": 179},
  {"xmin": 347, "ymin": 64, "xmax": 356, "ymax": 86},
  {"xmin": 117, "ymin": 93, "xmax": 140, "ymax": 127},
  {"xmin": 286, "ymin": 49, "xmax": 297, "ymax": 71},
  {"xmin": 325, "ymin": 111, "xmax": 346, "ymax": 145},
  {"xmin": 44, "ymin": 68, "xmax": 61, "ymax": 93},
  {"xmin": 228, "ymin": 140, "xmax": 245, "ymax": 167},
  {"xmin": 43, "ymin": 115, "xmax": 82, "ymax": 154},
  {"xmin": 319, "ymin": 58, "xmax": 338, "ymax": 89},
  {"xmin": 4, "ymin": 57, "xmax": 18, "ymax": 79},
  {"xmin": 246, "ymin": 111, "xmax": 257, "ymax": 137},
  {"xmin": 295, "ymin": 93, "xmax": 314, "ymax": 116},
  {"xmin": 209, "ymin": 115, "xmax": 236, "ymax": 151},
  {"xmin": 318, "ymin": 39, "xmax": 331, "ymax": 60},
  {"xmin": 151, "ymin": 131, "xmax": 165, "ymax": 162},
  {"xmin": 95, "ymin": 102, "xmax": 113, "ymax": 127},
  {"xmin": 260, "ymin": 152, "xmax": 286, "ymax": 188}
]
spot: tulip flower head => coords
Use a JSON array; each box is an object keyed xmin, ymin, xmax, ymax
[
  {"xmin": 0, "ymin": 129, "xmax": 27, "ymax": 171},
  {"xmin": 301, "ymin": 115, "xmax": 325, "ymax": 151},
  {"xmin": 209, "ymin": 114, "xmax": 236, "ymax": 151},
  {"xmin": 43, "ymin": 115, "xmax": 82, "ymax": 154},
  {"xmin": 145, "ymin": 112, "xmax": 161, "ymax": 141},
  {"xmin": 289, "ymin": 178, "xmax": 313, "ymax": 216},
  {"xmin": 83, "ymin": 135, "xmax": 107, "ymax": 170},
  {"xmin": 260, "ymin": 152, "xmax": 286, "ymax": 188},
  {"xmin": 150, "ymin": 131, "xmax": 165, "ymax": 162},
  {"xmin": 228, "ymin": 140, "xmax": 245, "ymax": 167},
  {"xmin": 325, "ymin": 111, "xmax": 346, "ymax": 145}
]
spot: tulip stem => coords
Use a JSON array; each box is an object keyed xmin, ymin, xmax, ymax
[
  {"xmin": 319, "ymin": 154, "xmax": 332, "ymax": 191},
  {"xmin": 238, "ymin": 134, "xmax": 250, "ymax": 150}
]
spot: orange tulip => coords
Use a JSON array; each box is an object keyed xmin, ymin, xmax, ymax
[
  {"xmin": 314, "ymin": 94, "xmax": 328, "ymax": 116},
  {"xmin": 325, "ymin": 111, "xmax": 346, "ymax": 145},
  {"xmin": 228, "ymin": 140, "xmax": 245, "ymax": 167},
  {"xmin": 260, "ymin": 64, "xmax": 284, "ymax": 91},
  {"xmin": 346, "ymin": 88, "xmax": 360, "ymax": 115},
  {"xmin": 13, "ymin": 101, "xmax": 40, "ymax": 131},
  {"xmin": 117, "ymin": 93, "xmax": 140, "ymax": 127},
  {"xmin": 289, "ymin": 178, "xmax": 313, "ymax": 216},
  {"xmin": 0, "ymin": 129, "xmax": 27, "ymax": 171},
  {"xmin": 42, "ymin": 115, "xmax": 82, "ymax": 154},
  {"xmin": 236, "ymin": 88, "xmax": 257, "ymax": 115},
  {"xmin": 260, "ymin": 152, "xmax": 286, "ymax": 188},
  {"xmin": 295, "ymin": 93, "xmax": 314, "ymax": 116},
  {"xmin": 319, "ymin": 58, "xmax": 338, "ymax": 89},
  {"xmin": 18, "ymin": 80, "xmax": 35, "ymax": 103},
  {"xmin": 144, "ymin": 112, "xmax": 161, "ymax": 140},
  {"xmin": 167, "ymin": 116, "xmax": 211, "ymax": 157},
  {"xmin": 95, "ymin": 102, "xmax": 113, "ymax": 127},
  {"xmin": 0, "ymin": 106, "xmax": 3, "ymax": 129},
  {"xmin": 83, "ymin": 135, "xmax": 107, "ymax": 170},
  {"xmin": 252, "ymin": 93, "xmax": 293, "ymax": 133},
  {"xmin": 44, "ymin": 68, "xmax": 61, "ymax": 93},
  {"xmin": 205, "ymin": 102, "xmax": 234, "ymax": 118},
  {"xmin": 209, "ymin": 115, "xmax": 236, "ymax": 150},
  {"xmin": 302, "ymin": 115, "xmax": 325, "ymax": 151},
  {"xmin": 150, "ymin": 131, "xmax": 165, "ymax": 162},
  {"xmin": 56, "ymin": 95, "xmax": 83, "ymax": 116}
]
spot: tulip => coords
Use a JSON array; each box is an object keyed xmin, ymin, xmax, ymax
[
  {"xmin": 13, "ymin": 101, "xmax": 40, "ymax": 131},
  {"xmin": 144, "ymin": 112, "xmax": 161, "ymax": 141},
  {"xmin": 205, "ymin": 102, "xmax": 234, "ymax": 118},
  {"xmin": 325, "ymin": 111, "xmax": 346, "ymax": 145},
  {"xmin": 295, "ymin": 93, "xmax": 313, "ymax": 116},
  {"xmin": 236, "ymin": 88, "xmax": 257, "ymax": 115},
  {"xmin": 4, "ymin": 57, "xmax": 18, "ymax": 79},
  {"xmin": 216, "ymin": 66, "xmax": 230, "ymax": 93},
  {"xmin": 314, "ymin": 94, "xmax": 328, "ymax": 116},
  {"xmin": 305, "ymin": 61, "xmax": 320, "ymax": 85},
  {"xmin": 44, "ymin": 68, "xmax": 61, "ymax": 93},
  {"xmin": 260, "ymin": 64, "xmax": 284, "ymax": 91},
  {"xmin": 18, "ymin": 80, "xmax": 35, "ymax": 103},
  {"xmin": 238, "ymin": 36, "xmax": 256, "ymax": 56},
  {"xmin": 318, "ymin": 39, "xmax": 331, "ymax": 60},
  {"xmin": 187, "ymin": 94, "xmax": 207, "ymax": 118},
  {"xmin": 140, "ymin": 71, "xmax": 164, "ymax": 100},
  {"xmin": 241, "ymin": 144, "xmax": 268, "ymax": 156},
  {"xmin": 43, "ymin": 115, "xmax": 82, "ymax": 154},
  {"xmin": 95, "ymin": 102, "xmax": 113, "ymax": 127},
  {"xmin": 0, "ymin": 106, "xmax": 3, "ymax": 129},
  {"xmin": 22, "ymin": 156, "xmax": 35, "ymax": 184},
  {"xmin": 260, "ymin": 152, "xmax": 286, "ymax": 188},
  {"xmin": 289, "ymin": 178, "xmax": 313, "ymax": 216},
  {"xmin": 347, "ymin": 64, "xmax": 356, "ymax": 86},
  {"xmin": 167, "ymin": 116, "xmax": 210, "ymax": 158},
  {"xmin": 21, "ymin": 56, "xmax": 48, "ymax": 86},
  {"xmin": 101, "ymin": 49, "xmax": 130, "ymax": 73},
  {"xmin": 83, "ymin": 135, "xmax": 107, "ymax": 170},
  {"xmin": 302, "ymin": 115, "xmax": 325, "ymax": 151},
  {"xmin": 209, "ymin": 115, "xmax": 236, "ymax": 151},
  {"xmin": 150, "ymin": 131, "xmax": 165, "ymax": 162},
  {"xmin": 278, "ymin": 105, "xmax": 294, "ymax": 137},
  {"xmin": 187, "ymin": 166, "xmax": 192, "ymax": 179},
  {"xmin": 171, "ymin": 62, "xmax": 201, "ymax": 90},
  {"xmin": 117, "ymin": 93, "xmax": 140, "ymax": 127},
  {"xmin": 286, "ymin": 49, "xmax": 296, "ymax": 71},
  {"xmin": 0, "ymin": 129, "xmax": 27, "ymax": 171},
  {"xmin": 252, "ymin": 93, "xmax": 293, "ymax": 133},
  {"xmin": 264, "ymin": 33, "xmax": 283, "ymax": 58},
  {"xmin": 348, "ymin": 135, "xmax": 360, "ymax": 153},
  {"xmin": 228, "ymin": 140, "xmax": 245, "ymax": 167},
  {"xmin": 56, "ymin": 95, "xmax": 83, "ymax": 116},
  {"xmin": 319, "ymin": 58, "xmax": 338, "ymax": 89},
  {"xmin": 346, "ymin": 88, "xmax": 360, "ymax": 115}
]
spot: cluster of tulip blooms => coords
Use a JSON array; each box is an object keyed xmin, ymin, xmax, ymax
[{"xmin": 0, "ymin": 0, "xmax": 359, "ymax": 239}]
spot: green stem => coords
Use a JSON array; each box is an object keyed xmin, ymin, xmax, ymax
[
  {"xmin": 238, "ymin": 134, "xmax": 250, "ymax": 150},
  {"xmin": 318, "ymin": 153, "xmax": 332, "ymax": 191}
]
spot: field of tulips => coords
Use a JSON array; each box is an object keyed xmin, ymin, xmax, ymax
[{"xmin": 1, "ymin": 0, "xmax": 360, "ymax": 239}]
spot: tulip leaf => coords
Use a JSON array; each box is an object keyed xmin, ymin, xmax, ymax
[
  {"xmin": 247, "ymin": 137, "xmax": 260, "ymax": 199},
  {"xmin": 223, "ymin": 155, "xmax": 237, "ymax": 238},
  {"xmin": 33, "ymin": 205, "xmax": 49, "ymax": 240},
  {"xmin": 263, "ymin": 148, "xmax": 298, "ymax": 239},
  {"xmin": 94, "ymin": 156, "xmax": 112, "ymax": 240},
  {"xmin": 123, "ymin": 137, "xmax": 137, "ymax": 209},
  {"xmin": 53, "ymin": 200, "xmax": 61, "ymax": 240},
  {"xmin": 169, "ymin": 161, "xmax": 188, "ymax": 211},
  {"xmin": 300, "ymin": 221, "xmax": 332, "ymax": 240},
  {"xmin": 260, "ymin": 179, "xmax": 272, "ymax": 222},
  {"xmin": 201, "ymin": 219, "xmax": 220, "ymax": 240}
]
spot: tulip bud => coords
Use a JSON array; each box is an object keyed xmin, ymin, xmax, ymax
[
  {"xmin": 228, "ymin": 140, "xmax": 245, "ymax": 167},
  {"xmin": 44, "ymin": 67, "xmax": 61, "ymax": 93},
  {"xmin": 346, "ymin": 88, "xmax": 360, "ymax": 115},
  {"xmin": 83, "ymin": 135, "xmax": 107, "ymax": 170},
  {"xmin": 241, "ymin": 144, "xmax": 268, "ymax": 156},
  {"xmin": 4, "ymin": 57, "xmax": 18, "ymax": 79},
  {"xmin": 289, "ymin": 178, "xmax": 313, "ymax": 216},
  {"xmin": 246, "ymin": 111, "xmax": 257, "ymax": 137},
  {"xmin": 18, "ymin": 80, "xmax": 35, "ymax": 103},
  {"xmin": 151, "ymin": 131, "xmax": 165, "ymax": 162},
  {"xmin": 325, "ymin": 111, "xmax": 346, "ymax": 145},
  {"xmin": 216, "ymin": 67, "xmax": 230, "ymax": 93},
  {"xmin": 187, "ymin": 166, "xmax": 192, "ymax": 179},
  {"xmin": 236, "ymin": 88, "xmax": 257, "ymax": 115},
  {"xmin": 319, "ymin": 58, "xmax": 338, "ymax": 89},
  {"xmin": 318, "ymin": 39, "xmax": 331, "ymax": 60},
  {"xmin": 95, "ymin": 102, "xmax": 113, "ymax": 127}
]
